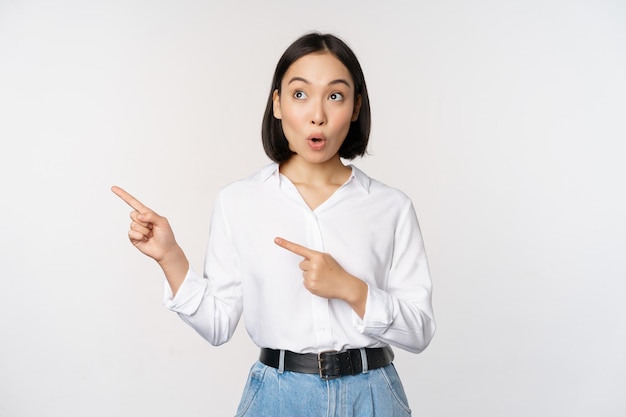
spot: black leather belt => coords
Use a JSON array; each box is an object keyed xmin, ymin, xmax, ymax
[{"xmin": 259, "ymin": 347, "xmax": 394, "ymax": 380}]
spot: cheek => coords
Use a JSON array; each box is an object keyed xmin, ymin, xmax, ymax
[
  {"xmin": 336, "ymin": 107, "xmax": 356, "ymax": 126},
  {"xmin": 280, "ymin": 105, "xmax": 304, "ymax": 125}
]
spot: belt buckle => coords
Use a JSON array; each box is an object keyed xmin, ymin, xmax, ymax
[{"xmin": 318, "ymin": 350, "xmax": 340, "ymax": 380}]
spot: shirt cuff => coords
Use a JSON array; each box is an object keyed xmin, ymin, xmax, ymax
[
  {"xmin": 162, "ymin": 266, "xmax": 207, "ymax": 316},
  {"xmin": 353, "ymin": 284, "xmax": 394, "ymax": 336}
]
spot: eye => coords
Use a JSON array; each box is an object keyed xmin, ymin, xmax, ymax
[
  {"xmin": 294, "ymin": 90, "xmax": 307, "ymax": 99},
  {"xmin": 329, "ymin": 92, "xmax": 344, "ymax": 101}
]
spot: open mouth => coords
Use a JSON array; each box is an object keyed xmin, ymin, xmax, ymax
[
  {"xmin": 307, "ymin": 136, "xmax": 326, "ymax": 150},
  {"xmin": 307, "ymin": 134, "xmax": 326, "ymax": 150}
]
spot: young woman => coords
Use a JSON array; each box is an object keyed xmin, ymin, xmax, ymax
[{"xmin": 113, "ymin": 32, "xmax": 435, "ymax": 417}]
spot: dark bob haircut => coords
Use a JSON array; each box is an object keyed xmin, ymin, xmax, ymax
[{"xmin": 262, "ymin": 32, "xmax": 371, "ymax": 163}]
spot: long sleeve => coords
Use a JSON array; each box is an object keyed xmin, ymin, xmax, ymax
[
  {"xmin": 162, "ymin": 192, "xmax": 243, "ymax": 346},
  {"xmin": 353, "ymin": 201, "xmax": 436, "ymax": 353}
]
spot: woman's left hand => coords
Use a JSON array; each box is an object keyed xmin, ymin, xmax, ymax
[{"xmin": 274, "ymin": 237, "xmax": 368, "ymax": 318}]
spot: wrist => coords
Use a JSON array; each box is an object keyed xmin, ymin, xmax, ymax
[
  {"xmin": 158, "ymin": 245, "xmax": 188, "ymax": 273},
  {"xmin": 157, "ymin": 246, "xmax": 189, "ymax": 297},
  {"xmin": 343, "ymin": 274, "xmax": 368, "ymax": 318}
]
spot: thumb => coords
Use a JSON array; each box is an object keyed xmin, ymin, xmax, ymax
[{"xmin": 137, "ymin": 211, "xmax": 164, "ymax": 225}]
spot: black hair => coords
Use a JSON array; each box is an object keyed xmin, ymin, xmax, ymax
[{"xmin": 261, "ymin": 32, "xmax": 371, "ymax": 163}]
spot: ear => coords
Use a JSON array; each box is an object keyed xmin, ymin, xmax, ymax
[
  {"xmin": 272, "ymin": 89, "xmax": 282, "ymax": 119},
  {"xmin": 351, "ymin": 94, "xmax": 362, "ymax": 122}
]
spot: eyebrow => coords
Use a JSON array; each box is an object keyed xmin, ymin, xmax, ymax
[{"xmin": 287, "ymin": 76, "xmax": 352, "ymax": 88}]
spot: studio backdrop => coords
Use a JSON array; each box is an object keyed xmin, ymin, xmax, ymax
[{"xmin": 1, "ymin": 0, "xmax": 625, "ymax": 416}]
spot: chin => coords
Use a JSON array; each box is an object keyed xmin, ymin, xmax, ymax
[{"xmin": 301, "ymin": 152, "xmax": 337, "ymax": 164}]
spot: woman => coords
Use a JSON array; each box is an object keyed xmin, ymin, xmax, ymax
[{"xmin": 113, "ymin": 32, "xmax": 435, "ymax": 416}]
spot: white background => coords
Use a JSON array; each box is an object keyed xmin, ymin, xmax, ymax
[{"xmin": 1, "ymin": 0, "xmax": 625, "ymax": 416}]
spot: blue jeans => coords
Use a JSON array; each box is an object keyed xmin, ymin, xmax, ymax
[{"xmin": 235, "ymin": 361, "xmax": 412, "ymax": 417}]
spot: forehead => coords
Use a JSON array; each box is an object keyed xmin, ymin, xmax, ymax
[{"xmin": 282, "ymin": 51, "xmax": 353, "ymax": 86}]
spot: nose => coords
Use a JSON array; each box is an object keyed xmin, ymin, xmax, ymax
[{"xmin": 310, "ymin": 99, "xmax": 326, "ymax": 126}]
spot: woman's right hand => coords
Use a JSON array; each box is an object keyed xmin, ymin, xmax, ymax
[
  {"xmin": 111, "ymin": 185, "xmax": 179, "ymax": 262},
  {"xmin": 111, "ymin": 186, "xmax": 189, "ymax": 294}
]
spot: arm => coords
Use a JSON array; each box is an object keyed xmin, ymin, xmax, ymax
[
  {"xmin": 356, "ymin": 201, "xmax": 436, "ymax": 353},
  {"xmin": 163, "ymin": 191, "xmax": 243, "ymax": 345},
  {"xmin": 274, "ymin": 237, "xmax": 368, "ymax": 318},
  {"xmin": 275, "ymin": 200, "xmax": 435, "ymax": 353},
  {"xmin": 112, "ymin": 186, "xmax": 242, "ymax": 345}
]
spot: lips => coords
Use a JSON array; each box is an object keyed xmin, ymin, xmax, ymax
[
  {"xmin": 307, "ymin": 133, "xmax": 327, "ymax": 151},
  {"xmin": 307, "ymin": 132, "xmax": 326, "ymax": 151}
]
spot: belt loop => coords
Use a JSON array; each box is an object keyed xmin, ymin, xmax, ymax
[
  {"xmin": 359, "ymin": 348, "xmax": 368, "ymax": 373},
  {"xmin": 278, "ymin": 350, "xmax": 286, "ymax": 374}
]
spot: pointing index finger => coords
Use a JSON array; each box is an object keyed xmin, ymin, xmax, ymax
[
  {"xmin": 274, "ymin": 237, "xmax": 316, "ymax": 258},
  {"xmin": 111, "ymin": 185, "xmax": 150, "ymax": 213}
]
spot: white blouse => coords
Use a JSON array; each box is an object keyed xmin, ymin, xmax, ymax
[{"xmin": 163, "ymin": 163, "xmax": 435, "ymax": 354}]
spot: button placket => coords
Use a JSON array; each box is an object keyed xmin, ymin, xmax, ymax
[{"xmin": 306, "ymin": 212, "xmax": 334, "ymax": 349}]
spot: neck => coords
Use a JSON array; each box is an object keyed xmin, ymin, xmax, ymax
[{"xmin": 279, "ymin": 155, "xmax": 350, "ymax": 185}]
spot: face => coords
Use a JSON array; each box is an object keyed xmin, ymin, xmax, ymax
[{"xmin": 273, "ymin": 51, "xmax": 361, "ymax": 165}]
